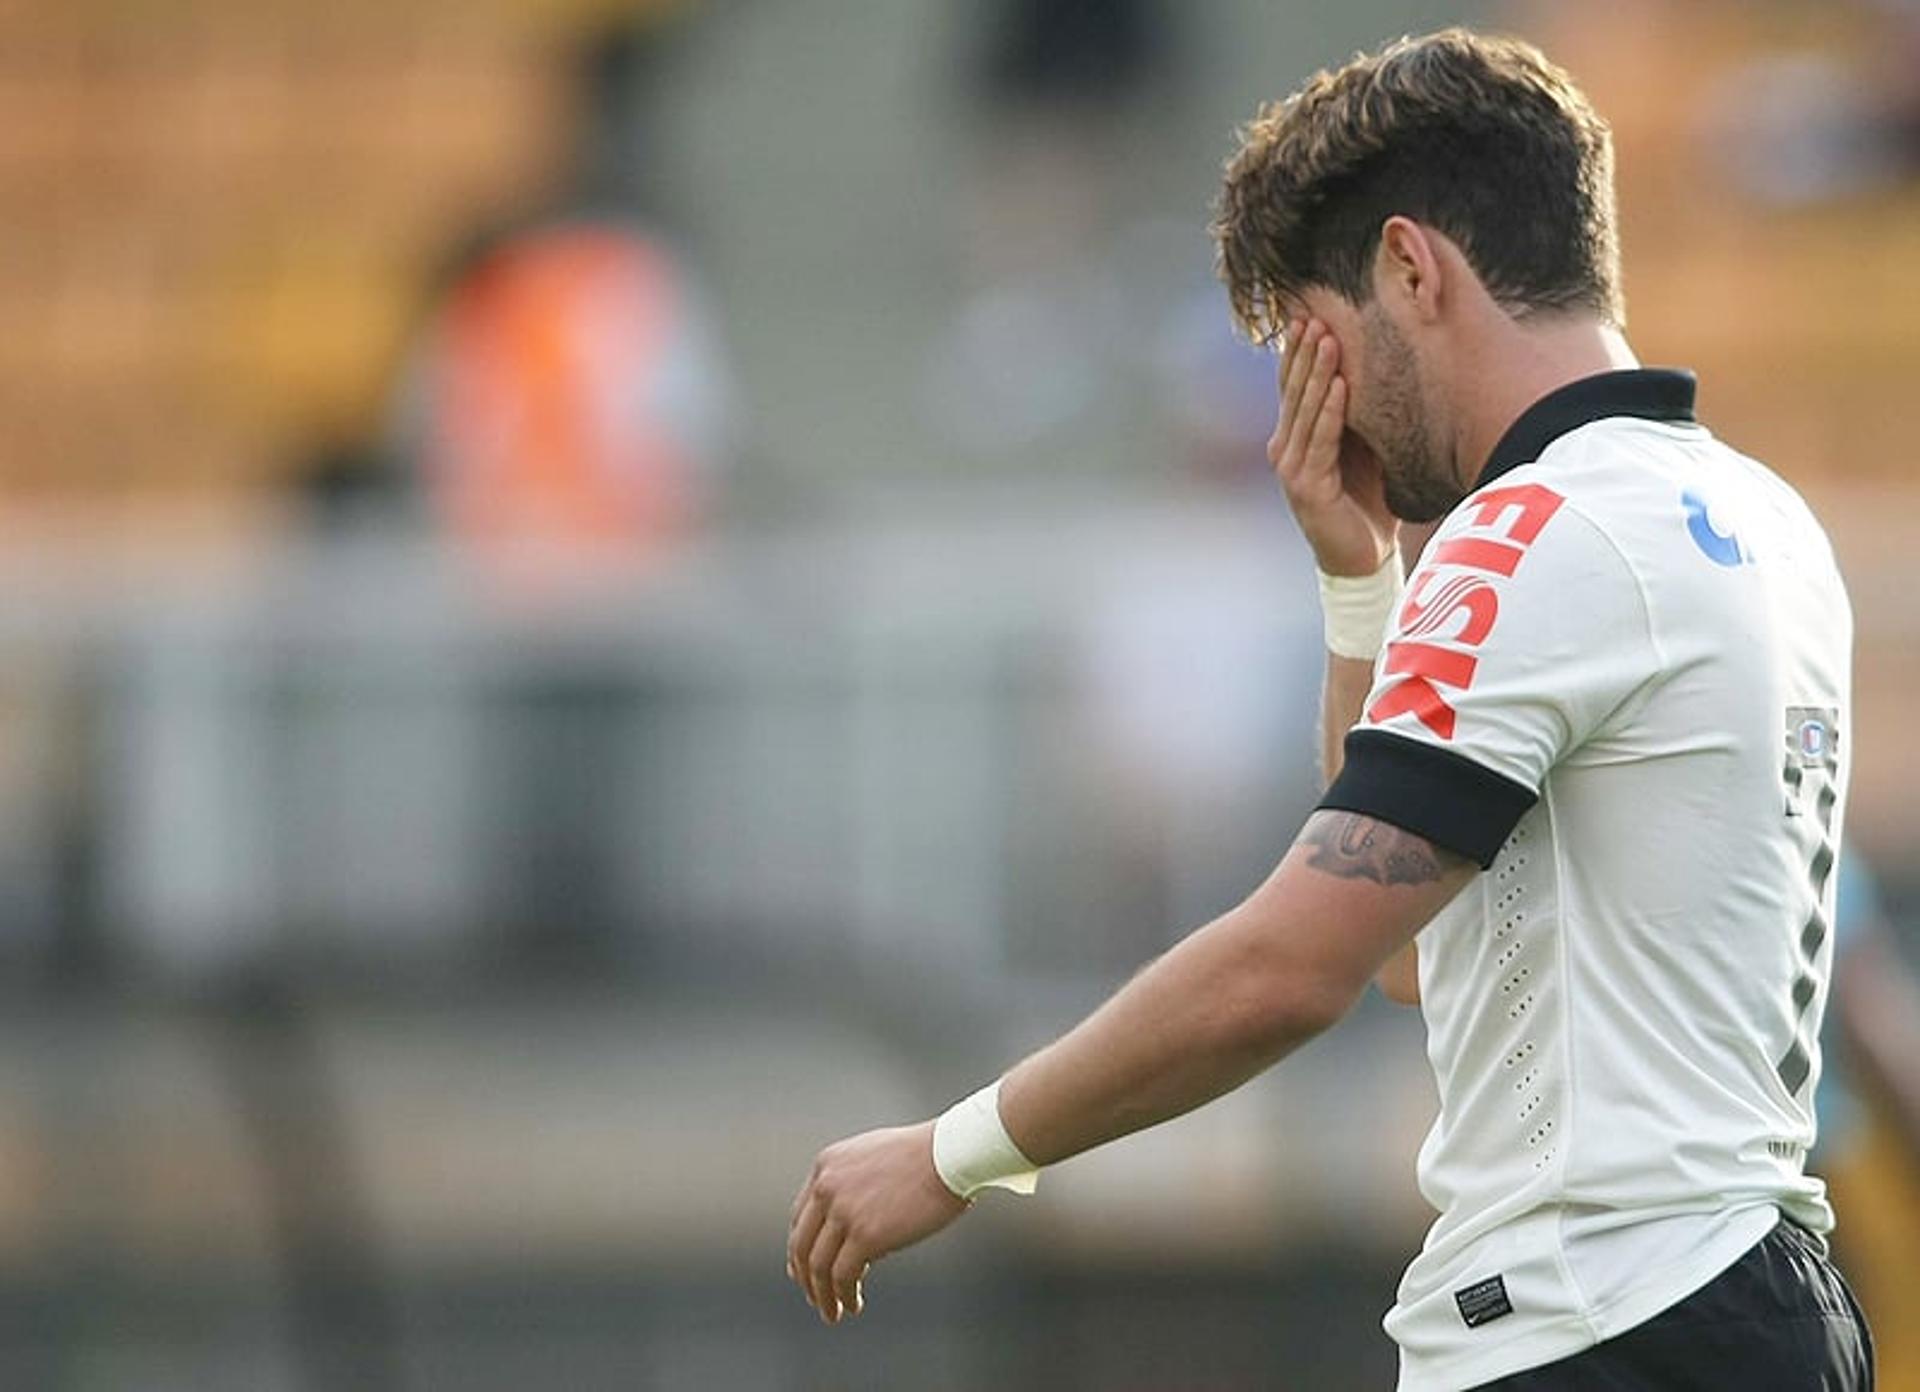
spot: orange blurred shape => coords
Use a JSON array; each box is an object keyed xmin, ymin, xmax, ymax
[{"xmin": 422, "ymin": 225, "xmax": 714, "ymax": 579}]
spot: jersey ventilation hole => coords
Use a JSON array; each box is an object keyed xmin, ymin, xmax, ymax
[
  {"xmin": 1532, "ymin": 1148, "xmax": 1556, "ymax": 1173},
  {"xmin": 1500, "ymin": 1042, "xmax": 1537, "ymax": 1070},
  {"xmin": 1525, "ymin": 1117, "xmax": 1556, "ymax": 1147},
  {"xmin": 1507, "ymin": 992, "xmax": 1536, "ymax": 1020}
]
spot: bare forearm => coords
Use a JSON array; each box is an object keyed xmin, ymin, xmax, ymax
[
  {"xmin": 996, "ymin": 901, "xmax": 1341, "ymax": 1168},
  {"xmin": 786, "ymin": 813, "xmax": 1468, "ymax": 1324},
  {"xmin": 1006, "ymin": 913, "xmax": 1336, "ymax": 1159},
  {"xmin": 1321, "ymin": 654, "xmax": 1376, "ymax": 781},
  {"xmin": 992, "ymin": 811, "xmax": 1469, "ymax": 1165}
]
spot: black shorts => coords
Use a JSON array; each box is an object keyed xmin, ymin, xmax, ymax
[{"xmin": 1472, "ymin": 1217, "xmax": 1874, "ymax": 1390}]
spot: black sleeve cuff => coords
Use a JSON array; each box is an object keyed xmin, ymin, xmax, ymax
[{"xmin": 1318, "ymin": 729, "xmax": 1538, "ymax": 869}]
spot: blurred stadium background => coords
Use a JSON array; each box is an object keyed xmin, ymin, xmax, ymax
[{"xmin": 0, "ymin": 0, "xmax": 1915, "ymax": 1387}]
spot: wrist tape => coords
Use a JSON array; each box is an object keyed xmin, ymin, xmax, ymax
[
  {"xmin": 1317, "ymin": 552, "xmax": 1405, "ymax": 660},
  {"xmin": 932, "ymin": 1080, "xmax": 1039, "ymax": 1201}
]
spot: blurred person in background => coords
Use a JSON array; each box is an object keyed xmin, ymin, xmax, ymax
[
  {"xmin": 384, "ymin": 11, "xmax": 736, "ymax": 965},
  {"xmin": 391, "ymin": 12, "xmax": 734, "ymax": 594},
  {"xmin": 789, "ymin": 28, "xmax": 1876, "ymax": 1390}
]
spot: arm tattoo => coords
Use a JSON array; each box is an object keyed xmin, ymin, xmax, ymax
[{"xmin": 1299, "ymin": 812, "xmax": 1459, "ymax": 886}]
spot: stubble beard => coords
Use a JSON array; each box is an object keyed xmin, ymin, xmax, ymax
[{"xmin": 1361, "ymin": 305, "xmax": 1467, "ymax": 524}]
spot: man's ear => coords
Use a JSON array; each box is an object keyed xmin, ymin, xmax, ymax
[{"xmin": 1375, "ymin": 216, "xmax": 1444, "ymax": 324}]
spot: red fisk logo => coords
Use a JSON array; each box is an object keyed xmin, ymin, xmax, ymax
[{"xmin": 1366, "ymin": 483, "xmax": 1566, "ymax": 740}]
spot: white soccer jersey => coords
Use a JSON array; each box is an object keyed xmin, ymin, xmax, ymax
[{"xmin": 1320, "ymin": 371, "xmax": 1852, "ymax": 1391}]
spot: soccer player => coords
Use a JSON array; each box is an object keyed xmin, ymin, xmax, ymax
[{"xmin": 787, "ymin": 29, "xmax": 1875, "ymax": 1389}]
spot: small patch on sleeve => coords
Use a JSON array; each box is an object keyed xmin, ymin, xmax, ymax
[{"xmin": 1454, "ymin": 1274, "xmax": 1514, "ymax": 1329}]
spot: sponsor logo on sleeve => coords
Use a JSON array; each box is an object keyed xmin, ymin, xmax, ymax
[{"xmin": 1367, "ymin": 483, "xmax": 1565, "ymax": 740}]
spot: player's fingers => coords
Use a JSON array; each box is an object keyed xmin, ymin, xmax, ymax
[
  {"xmin": 1278, "ymin": 320, "xmax": 1320, "ymax": 442},
  {"xmin": 806, "ymin": 1217, "xmax": 850, "ymax": 1323},
  {"xmin": 1294, "ymin": 333, "xmax": 1340, "ymax": 458},
  {"xmin": 1300, "ymin": 375, "xmax": 1347, "ymax": 483},
  {"xmin": 1281, "ymin": 331, "xmax": 1340, "ymax": 481},
  {"xmin": 830, "ymin": 1244, "xmax": 870, "ymax": 1322},
  {"xmin": 1274, "ymin": 324, "xmax": 1320, "ymax": 460},
  {"xmin": 1280, "ymin": 321, "xmax": 1336, "ymax": 458},
  {"xmin": 1276, "ymin": 320, "xmax": 1316, "ymax": 435},
  {"xmin": 787, "ymin": 1189, "xmax": 827, "ymax": 1301}
]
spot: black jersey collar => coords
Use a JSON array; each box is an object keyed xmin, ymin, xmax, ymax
[{"xmin": 1475, "ymin": 368, "xmax": 1697, "ymax": 490}]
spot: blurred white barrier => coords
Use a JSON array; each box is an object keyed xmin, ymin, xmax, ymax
[{"xmin": 0, "ymin": 490, "xmax": 1326, "ymax": 987}]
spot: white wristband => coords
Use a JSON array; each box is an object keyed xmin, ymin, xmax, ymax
[
  {"xmin": 931, "ymin": 1080, "xmax": 1039, "ymax": 1201},
  {"xmin": 1317, "ymin": 552, "xmax": 1405, "ymax": 660}
]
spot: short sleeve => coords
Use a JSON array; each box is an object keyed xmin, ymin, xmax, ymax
[{"xmin": 1319, "ymin": 480, "xmax": 1659, "ymax": 867}]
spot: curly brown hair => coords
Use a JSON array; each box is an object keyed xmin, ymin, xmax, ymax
[{"xmin": 1214, "ymin": 28, "xmax": 1622, "ymax": 345}]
